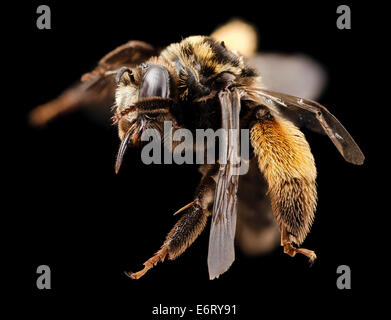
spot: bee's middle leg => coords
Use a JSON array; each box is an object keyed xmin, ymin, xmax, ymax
[{"xmin": 127, "ymin": 165, "xmax": 217, "ymax": 279}]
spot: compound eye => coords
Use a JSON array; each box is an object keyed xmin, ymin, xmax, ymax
[
  {"xmin": 116, "ymin": 67, "xmax": 135, "ymax": 85},
  {"xmin": 139, "ymin": 65, "xmax": 170, "ymax": 99}
]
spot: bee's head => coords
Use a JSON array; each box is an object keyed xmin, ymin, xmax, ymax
[{"xmin": 113, "ymin": 62, "xmax": 179, "ymax": 173}]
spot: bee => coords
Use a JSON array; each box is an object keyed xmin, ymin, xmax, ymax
[{"xmin": 30, "ymin": 20, "xmax": 364, "ymax": 280}]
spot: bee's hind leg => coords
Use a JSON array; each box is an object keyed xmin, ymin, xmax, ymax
[
  {"xmin": 250, "ymin": 110, "xmax": 318, "ymax": 267},
  {"xmin": 281, "ymin": 228, "xmax": 317, "ymax": 265},
  {"xmin": 127, "ymin": 165, "xmax": 217, "ymax": 279}
]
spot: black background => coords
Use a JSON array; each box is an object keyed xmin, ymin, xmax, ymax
[{"xmin": 6, "ymin": 0, "xmax": 380, "ymax": 316}]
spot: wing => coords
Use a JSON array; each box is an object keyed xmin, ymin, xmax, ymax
[
  {"xmin": 30, "ymin": 41, "xmax": 156, "ymax": 126},
  {"xmin": 247, "ymin": 87, "xmax": 365, "ymax": 165},
  {"xmin": 248, "ymin": 53, "xmax": 326, "ymax": 100},
  {"xmin": 207, "ymin": 89, "xmax": 241, "ymax": 280}
]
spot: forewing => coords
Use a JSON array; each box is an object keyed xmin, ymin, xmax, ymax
[
  {"xmin": 207, "ymin": 89, "xmax": 241, "ymax": 280},
  {"xmin": 251, "ymin": 88, "xmax": 365, "ymax": 165},
  {"xmin": 30, "ymin": 41, "xmax": 156, "ymax": 126}
]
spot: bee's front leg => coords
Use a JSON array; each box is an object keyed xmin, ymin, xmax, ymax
[{"xmin": 127, "ymin": 165, "xmax": 217, "ymax": 279}]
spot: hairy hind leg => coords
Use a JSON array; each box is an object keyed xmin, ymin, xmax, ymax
[
  {"xmin": 281, "ymin": 228, "xmax": 317, "ymax": 265},
  {"xmin": 250, "ymin": 108, "xmax": 317, "ymax": 263}
]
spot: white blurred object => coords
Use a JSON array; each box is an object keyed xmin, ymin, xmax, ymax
[
  {"xmin": 249, "ymin": 53, "xmax": 327, "ymax": 100},
  {"xmin": 212, "ymin": 19, "xmax": 327, "ymax": 100},
  {"xmin": 211, "ymin": 19, "xmax": 258, "ymax": 57}
]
